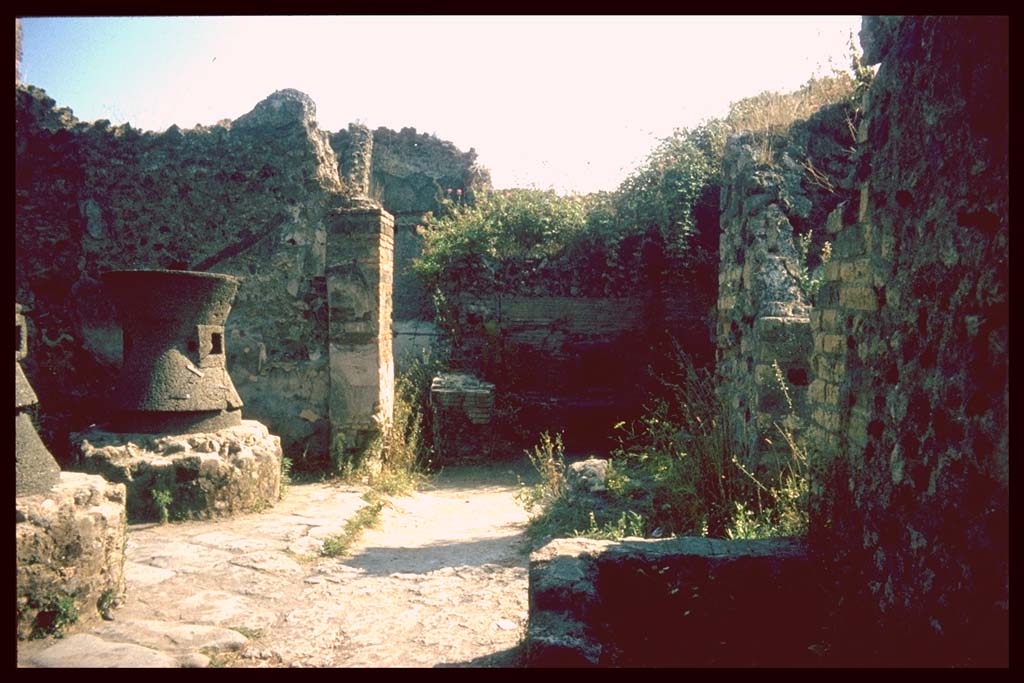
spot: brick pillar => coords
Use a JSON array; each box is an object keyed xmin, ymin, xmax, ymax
[{"xmin": 325, "ymin": 205, "xmax": 394, "ymax": 470}]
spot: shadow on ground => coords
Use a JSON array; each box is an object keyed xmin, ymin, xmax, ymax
[
  {"xmin": 437, "ymin": 643, "xmax": 525, "ymax": 668},
  {"xmin": 344, "ymin": 534, "xmax": 531, "ymax": 575}
]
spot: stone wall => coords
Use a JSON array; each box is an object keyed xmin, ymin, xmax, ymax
[
  {"xmin": 15, "ymin": 86, "xmax": 392, "ymax": 472},
  {"xmin": 450, "ymin": 288, "xmax": 712, "ymax": 451},
  {"xmin": 805, "ymin": 16, "xmax": 1008, "ymax": 664},
  {"xmin": 716, "ymin": 102, "xmax": 857, "ymax": 464}
]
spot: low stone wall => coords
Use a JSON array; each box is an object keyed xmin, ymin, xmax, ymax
[
  {"xmin": 16, "ymin": 472, "xmax": 128, "ymax": 640},
  {"xmin": 527, "ymin": 536, "xmax": 824, "ymax": 666},
  {"xmin": 74, "ymin": 420, "xmax": 282, "ymax": 523}
]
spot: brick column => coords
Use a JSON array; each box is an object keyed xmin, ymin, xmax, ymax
[{"xmin": 325, "ymin": 205, "xmax": 395, "ymax": 470}]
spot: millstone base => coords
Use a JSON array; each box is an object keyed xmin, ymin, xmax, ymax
[
  {"xmin": 16, "ymin": 472, "xmax": 128, "ymax": 640},
  {"xmin": 74, "ymin": 420, "xmax": 282, "ymax": 523}
]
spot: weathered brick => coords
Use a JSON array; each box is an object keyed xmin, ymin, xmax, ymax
[
  {"xmin": 812, "ymin": 407, "xmax": 840, "ymax": 431},
  {"xmin": 808, "ymin": 379, "xmax": 828, "ymax": 404},
  {"xmin": 840, "ymin": 286, "xmax": 878, "ymax": 311},
  {"xmin": 841, "ymin": 259, "xmax": 873, "ymax": 283},
  {"xmin": 823, "ymin": 334, "xmax": 846, "ymax": 354},
  {"xmin": 754, "ymin": 363, "xmax": 777, "ymax": 385},
  {"xmin": 809, "ymin": 309, "xmax": 822, "ymax": 330}
]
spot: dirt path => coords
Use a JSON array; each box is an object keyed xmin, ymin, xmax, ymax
[{"xmin": 17, "ymin": 462, "xmax": 536, "ymax": 668}]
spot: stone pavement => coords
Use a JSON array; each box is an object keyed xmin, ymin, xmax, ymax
[{"xmin": 16, "ymin": 464, "xmax": 533, "ymax": 668}]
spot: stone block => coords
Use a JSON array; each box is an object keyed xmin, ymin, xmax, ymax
[
  {"xmin": 823, "ymin": 334, "xmax": 846, "ymax": 355},
  {"xmin": 812, "ymin": 407, "xmax": 840, "ymax": 431},
  {"xmin": 754, "ymin": 315, "xmax": 808, "ymax": 343},
  {"xmin": 808, "ymin": 379, "xmax": 828, "ymax": 404},
  {"xmin": 840, "ymin": 259, "xmax": 873, "ymax": 283},
  {"xmin": 840, "ymin": 286, "xmax": 878, "ymax": 311},
  {"xmin": 527, "ymin": 536, "xmax": 825, "ymax": 666},
  {"xmin": 16, "ymin": 472, "xmax": 127, "ymax": 640},
  {"xmin": 813, "ymin": 356, "xmax": 843, "ymax": 383},
  {"xmin": 821, "ymin": 309, "xmax": 839, "ymax": 330},
  {"xmin": 826, "ymin": 204, "xmax": 846, "ymax": 235},
  {"xmin": 809, "ymin": 309, "xmax": 822, "ymax": 330},
  {"xmin": 75, "ymin": 420, "xmax": 282, "ymax": 522}
]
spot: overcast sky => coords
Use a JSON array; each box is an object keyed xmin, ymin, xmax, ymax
[{"xmin": 19, "ymin": 15, "xmax": 862, "ymax": 194}]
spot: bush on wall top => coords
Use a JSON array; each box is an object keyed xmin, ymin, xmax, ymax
[{"xmin": 413, "ymin": 71, "xmax": 862, "ymax": 310}]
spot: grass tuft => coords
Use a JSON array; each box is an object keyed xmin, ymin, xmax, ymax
[{"xmin": 320, "ymin": 491, "xmax": 386, "ymax": 558}]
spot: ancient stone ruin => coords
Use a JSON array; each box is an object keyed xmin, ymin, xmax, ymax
[
  {"xmin": 16, "ymin": 303, "xmax": 128, "ymax": 640},
  {"xmin": 14, "ymin": 14, "xmax": 1007, "ymax": 667},
  {"xmin": 74, "ymin": 270, "xmax": 283, "ymax": 522},
  {"xmin": 526, "ymin": 16, "xmax": 1008, "ymax": 667}
]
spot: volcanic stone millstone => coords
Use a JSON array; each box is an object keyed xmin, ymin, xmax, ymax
[
  {"xmin": 15, "ymin": 303, "xmax": 61, "ymax": 496},
  {"xmin": 102, "ymin": 270, "xmax": 245, "ymax": 433}
]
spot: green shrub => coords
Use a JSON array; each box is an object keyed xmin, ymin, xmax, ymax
[
  {"xmin": 414, "ymin": 71, "xmax": 860, "ymax": 324},
  {"xmin": 573, "ymin": 510, "xmax": 646, "ymax": 541},
  {"xmin": 29, "ymin": 593, "xmax": 79, "ymax": 639},
  {"xmin": 515, "ymin": 431, "xmax": 567, "ymax": 513},
  {"xmin": 414, "ymin": 188, "xmax": 590, "ymax": 292},
  {"xmin": 611, "ymin": 346, "xmax": 745, "ymax": 538},
  {"xmin": 795, "ymin": 229, "xmax": 832, "ymax": 305},
  {"xmin": 152, "ymin": 487, "xmax": 173, "ymax": 524},
  {"xmin": 97, "ymin": 588, "xmax": 118, "ymax": 619},
  {"xmin": 519, "ymin": 346, "xmax": 814, "ymax": 545}
]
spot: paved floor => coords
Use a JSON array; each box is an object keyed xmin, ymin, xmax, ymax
[{"xmin": 16, "ymin": 463, "xmax": 534, "ymax": 668}]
